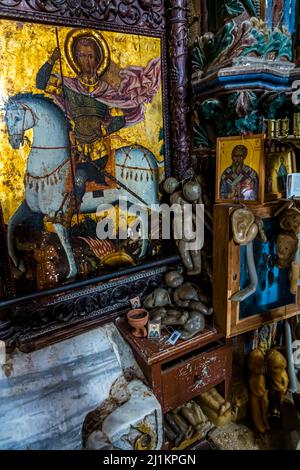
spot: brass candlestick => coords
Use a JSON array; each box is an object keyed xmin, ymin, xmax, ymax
[
  {"xmin": 274, "ymin": 119, "xmax": 281, "ymax": 138},
  {"xmin": 281, "ymin": 118, "xmax": 290, "ymax": 138},
  {"xmin": 266, "ymin": 119, "xmax": 276, "ymax": 139},
  {"xmin": 293, "ymin": 113, "xmax": 300, "ymax": 138}
]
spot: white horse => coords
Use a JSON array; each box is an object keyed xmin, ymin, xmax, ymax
[{"xmin": 5, "ymin": 93, "xmax": 160, "ymax": 278}]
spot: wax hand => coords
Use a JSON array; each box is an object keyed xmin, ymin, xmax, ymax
[{"xmin": 50, "ymin": 47, "xmax": 61, "ymax": 65}]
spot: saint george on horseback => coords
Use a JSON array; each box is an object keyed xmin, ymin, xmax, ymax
[{"xmin": 36, "ymin": 28, "xmax": 161, "ymax": 224}]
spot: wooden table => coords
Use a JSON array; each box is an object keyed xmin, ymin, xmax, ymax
[{"xmin": 116, "ymin": 317, "xmax": 232, "ymax": 413}]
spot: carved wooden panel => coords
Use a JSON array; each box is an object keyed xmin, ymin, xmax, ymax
[
  {"xmin": 13, "ymin": 263, "xmax": 169, "ymax": 351},
  {"xmin": 0, "ymin": 0, "xmax": 165, "ymax": 32},
  {"xmin": 167, "ymin": 0, "xmax": 191, "ymax": 178}
]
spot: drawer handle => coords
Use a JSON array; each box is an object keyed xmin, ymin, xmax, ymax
[{"xmin": 194, "ymin": 374, "xmax": 203, "ymax": 383}]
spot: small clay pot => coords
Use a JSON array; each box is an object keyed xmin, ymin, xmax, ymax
[{"xmin": 127, "ymin": 309, "xmax": 149, "ymax": 338}]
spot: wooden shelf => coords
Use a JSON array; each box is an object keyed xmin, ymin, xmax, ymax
[{"xmin": 115, "ymin": 317, "xmax": 223, "ymax": 366}]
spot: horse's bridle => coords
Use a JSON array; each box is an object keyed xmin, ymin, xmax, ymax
[
  {"xmin": 8, "ymin": 101, "xmax": 69, "ymax": 151},
  {"xmin": 8, "ymin": 101, "xmax": 37, "ymax": 139}
]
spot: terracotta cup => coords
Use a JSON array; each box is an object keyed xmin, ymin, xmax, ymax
[{"xmin": 127, "ymin": 308, "xmax": 149, "ymax": 338}]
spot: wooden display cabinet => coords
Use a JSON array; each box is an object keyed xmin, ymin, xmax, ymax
[{"xmin": 213, "ymin": 202, "xmax": 300, "ymax": 337}]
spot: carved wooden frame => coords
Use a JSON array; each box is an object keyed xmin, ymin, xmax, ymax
[{"xmin": 0, "ymin": 0, "xmax": 190, "ymax": 351}]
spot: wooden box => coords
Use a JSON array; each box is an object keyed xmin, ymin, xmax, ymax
[{"xmin": 213, "ymin": 202, "xmax": 300, "ymax": 337}]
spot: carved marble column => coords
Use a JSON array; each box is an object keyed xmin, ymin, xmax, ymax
[{"xmin": 167, "ymin": 0, "xmax": 191, "ymax": 179}]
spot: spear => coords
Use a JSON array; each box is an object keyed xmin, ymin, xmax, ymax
[{"xmin": 55, "ymin": 27, "xmax": 80, "ymax": 226}]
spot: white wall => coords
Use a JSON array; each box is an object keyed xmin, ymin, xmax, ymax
[{"xmin": 0, "ymin": 323, "xmax": 147, "ymax": 450}]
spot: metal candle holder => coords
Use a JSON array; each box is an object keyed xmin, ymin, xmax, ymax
[
  {"xmin": 281, "ymin": 117, "xmax": 290, "ymax": 138},
  {"xmin": 266, "ymin": 119, "xmax": 276, "ymax": 139},
  {"xmin": 294, "ymin": 113, "xmax": 300, "ymax": 139}
]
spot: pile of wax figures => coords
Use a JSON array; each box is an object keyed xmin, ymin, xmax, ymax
[
  {"xmin": 143, "ymin": 270, "xmax": 213, "ymax": 340},
  {"xmin": 230, "ymin": 201, "xmax": 300, "ymax": 302},
  {"xmin": 165, "ymin": 388, "xmax": 231, "ymax": 447},
  {"xmin": 247, "ymin": 317, "xmax": 300, "ymax": 436},
  {"xmin": 247, "ymin": 347, "xmax": 289, "ymax": 434},
  {"xmin": 274, "ymin": 201, "xmax": 300, "ymax": 295},
  {"xmin": 231, "ymin": 201, "xmax": 300, "ymax": 433},
  {"xmin": 142, "ymin": 176, "xmax": 213, "ymax": 340},
  {"xmin": 163, "ymin": 176, "xmax": 206, "ymax": 276}
]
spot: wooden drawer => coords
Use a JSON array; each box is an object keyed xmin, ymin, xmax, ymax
[{"xmin": 161, "ymin": 343, "xmax": 229, "ymax": 412}]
